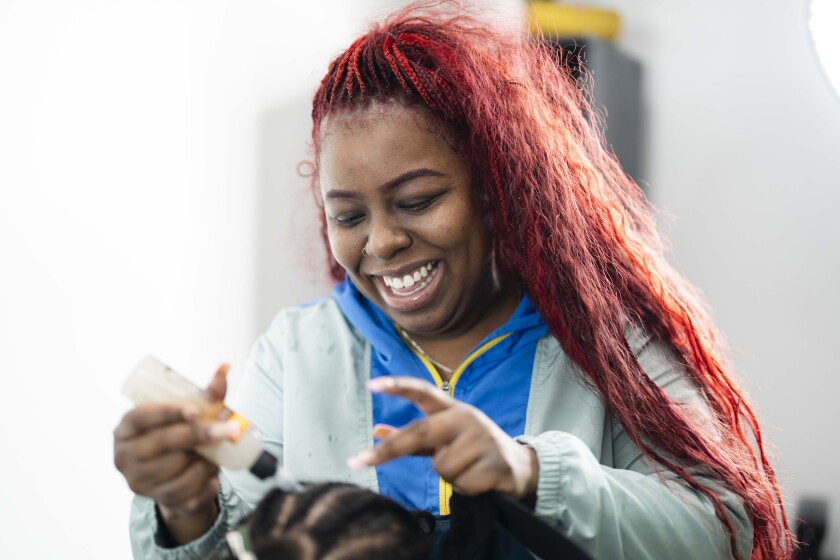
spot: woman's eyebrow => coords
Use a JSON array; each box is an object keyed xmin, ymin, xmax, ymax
[
  {"xmin": 377, "ymin": 168, "xmax": 445, "ymax": 192},
  {"xmin": 325, "ymin": 168, "xmax": 445, "ymax": 200}
]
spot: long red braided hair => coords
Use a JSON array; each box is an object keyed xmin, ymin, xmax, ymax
[{"xmin": 309, "ymin": 4, "xmax": 791, "ymax": 559}]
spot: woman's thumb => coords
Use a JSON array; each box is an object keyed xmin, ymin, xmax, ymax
[{"xmin": 205, "ymin": 363, "xmax": 229, "ymax": 401}]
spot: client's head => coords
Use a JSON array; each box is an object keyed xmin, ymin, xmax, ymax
[{"xmin": 223, "ymin": 482, "xmax": 432, "ymax": 560}]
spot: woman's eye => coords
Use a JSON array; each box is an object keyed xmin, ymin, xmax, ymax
[
  {"xmin": 333, "ymin": 212, "xmax": 364, "ymax": 227},
  {"xmin": 399, "ymin": 197, "xmax": 436, "ymax": 213}
]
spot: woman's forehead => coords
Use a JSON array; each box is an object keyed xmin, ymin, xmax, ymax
[{"xmin": 319, "ymin": 100, "xmax": 459, "ymax": 150}]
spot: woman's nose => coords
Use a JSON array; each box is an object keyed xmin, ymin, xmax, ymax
[{"xmin": 365, "ymin": 214, "xmax": 412, "ymax": 260}]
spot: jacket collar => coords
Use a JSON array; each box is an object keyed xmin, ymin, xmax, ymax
[{"xmin": 332, "ymin": 278, "xmax": 547, "ymax": 369}]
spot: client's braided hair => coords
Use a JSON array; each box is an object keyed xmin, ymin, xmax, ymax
[{"xmin": 223, "ymin": 483, "xmax": 432, "ymax": 560}]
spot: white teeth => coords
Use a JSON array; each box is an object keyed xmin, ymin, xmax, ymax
[{"xmin": 380, "ymin": 261, "xmax": 438, "ymax": 295}]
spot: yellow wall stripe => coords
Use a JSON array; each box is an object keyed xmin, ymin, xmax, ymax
[{"xmin": 527, "ymin": 2, "xmax": 621, "ymax": 42}]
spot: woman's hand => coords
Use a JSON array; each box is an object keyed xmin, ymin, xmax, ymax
[
  {"xmin": 347, "ymin": 376, "xmax": 539, "ymax": 502},
  {"xmin": 113, "ymin": 365, "xmax": 237, "ymax": 544}
]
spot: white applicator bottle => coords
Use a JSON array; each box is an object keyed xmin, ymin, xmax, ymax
[{"xmin": 122, "ymin": 355, "xmax": 297, "ymax": 488}]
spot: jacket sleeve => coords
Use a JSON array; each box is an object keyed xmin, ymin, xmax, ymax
[
  {"xmin": 128, "ymin": 475, "xmax": 249, "ymax": 560},
  {"xmin": 128, "ymin": 313, "xmax": 287, "ymax": 559},
  {"xmin": 516, "ymin": 329, "xmax": 753, "ymax": 560}
]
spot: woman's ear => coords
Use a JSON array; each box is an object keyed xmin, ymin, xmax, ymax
[{"xmin": 490, "ymin": 236, "xmax": 519, "ymax": 294}]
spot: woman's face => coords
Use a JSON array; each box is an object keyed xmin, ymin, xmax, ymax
[{"xmin": 318, "ymin": 104, "xmax": 502, "ymax": 338}]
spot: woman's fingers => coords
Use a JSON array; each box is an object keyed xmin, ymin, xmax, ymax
[
  {"xmin": 127, "ymin": 420, "xmax": 238, "ymax": 460},
  {"xmin": 353, "ymin": 376, "xmax": 539, "ymax": 500},
  {"xmin": 431, "ymin": 426, "xmax": 515, "ymax": 496},
  {"xmin": 153, "ymin": 458, "xmax": 219, "ymax": 511},
  {"xmin": 130, "ymin": 452, "xmax": 193, "ymax": 489},
  {"xmin": 112, "ymin": 363, "xmax": 235, "ymax": 537},
  {"xmin": 351, "ymin": 405, "xmax": 467, "ymax": 467},
  {"xmin": 368, "ymin": 376, "xmax": 453, "ymax": 415},
  {"xmin": 450, "ymin": 455, "xmax": 508, "ymax": 496},
  {"xmin": 114, "ymin": 418, "xmax": 239, "ymax": 483},
  {"xmin": 349, "ymin": 419, "xmax": 433, "ymax": 468},
  {"xmin": 348, "ymin": 377, "xmax": 456, "ymax": 466},
  {"xmin": 351, "ymin": 377, "xmax": 472, "ymax": 467},
  {"xmin": 113, "ymin": 403, "xmax": 195, "ymax": 441},
  {"xmin": 431, "ymin": 431, "xmax": 486, "ymax": 481},
  {"xmin": 113, "ymin": 395, "xmax": 238, "ymax": 507}
]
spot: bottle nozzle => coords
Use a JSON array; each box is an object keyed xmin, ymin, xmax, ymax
[{"xmin": 249, "ymin": 450, "xmax": 278, "ymax": 479}]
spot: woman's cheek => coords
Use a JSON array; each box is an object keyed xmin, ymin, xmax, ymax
[{"xmin": 328, "ymin": 229, "xmax": 357, "ymax": 270}]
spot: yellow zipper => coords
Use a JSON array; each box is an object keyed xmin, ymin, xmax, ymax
[{"xmin": 397, "ymin": 327, "xmax": 512, "ymax": 515}]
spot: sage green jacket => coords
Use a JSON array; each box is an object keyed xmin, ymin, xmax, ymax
[{"xmin": 128, "ymin": 298, "xmax": 752, "ymax": 559}]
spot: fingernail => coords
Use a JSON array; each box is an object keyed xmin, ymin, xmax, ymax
[
  {"xmin": 346, "ymin": 449, "xmax": 376, "ymax": 469},
  {"xmin": 372, "ymin": 425, "xmax": 393, "ymax": 439},
  {"xmin": 207, "ymin": 421, "xmax": 239, "ymax": 440},
  {"xmin": 181, "ymin": 405, "xmax": 200, "ymax": 421},
  {"xmin": 367, "ymin": 377, "xmax": 395, "ymax": 392}
]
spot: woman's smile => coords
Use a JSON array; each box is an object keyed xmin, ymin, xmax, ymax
[{"xmin": 370, "ymin": 260, "xmax": 444, "ymax": 313}]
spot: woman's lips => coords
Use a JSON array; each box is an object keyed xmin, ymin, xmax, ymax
[{"xmin": 373, "ymin": 261, "xmax": 444, "ymax": 313}]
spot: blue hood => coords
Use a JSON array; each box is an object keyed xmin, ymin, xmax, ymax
[{"xmin": 332, "ymin": 277, "xmax": 548, "ymax": 375}]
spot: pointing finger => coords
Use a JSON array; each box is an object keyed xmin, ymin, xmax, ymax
[
  {"xmin": 367, "ymin": 376, "xmax": 453, "ymax": 415},
  {"xmin": 349, "ymin": 411, "xmax": 460, "ymax": 468}
]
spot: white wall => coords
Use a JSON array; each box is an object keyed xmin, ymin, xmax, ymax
[
  {"xmin": 575, "ymin": 0, "xmax": 840, "ymax": 554},
  {"xmin": 0, "ymin": 1, "xmax": 520, "ymax": 558},
  {"xmin": 0, "ymin": 2, "xmax": 326, "ymax": 557}
]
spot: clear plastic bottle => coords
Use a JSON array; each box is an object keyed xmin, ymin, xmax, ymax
[{"xmin": 122, "ymin": 355, "xmax": 277, "ymax": 478}]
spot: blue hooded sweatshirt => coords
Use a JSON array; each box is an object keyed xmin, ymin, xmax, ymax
[{"xmin": 333, "ymin": 279, "xmax": 548, "ymax": 517}]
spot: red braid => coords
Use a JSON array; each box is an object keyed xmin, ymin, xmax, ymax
[
  {"xmin": 347, "ymin": 39, "xmax": 367, "ymax": 95},
  {"xmin": 390, "ymin": 43, "xmax": 438, "ymax": 110},
  {"xmin": 381, "ymin": 35, "xmax": 411, "ymax": 95},
  {"xmin": 309, "ymin": 4, "xmax": 792, "ymax": 559},
  {"xmin": 328, "ymin": 52, "xmax": 349, "ymax": 110}
]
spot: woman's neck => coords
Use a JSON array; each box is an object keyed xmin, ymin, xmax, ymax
[{"xmin": 400, "ymin": 287, "xmax": 521, "ymax": 380}]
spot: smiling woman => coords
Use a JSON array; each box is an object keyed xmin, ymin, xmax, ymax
[
  {"xmin": 115, "ymin": 2, "xmax": 792, "ymax": 559},
  {"xmin": 319, "ymin": 102, "xmax": 519, "ymax": 360}
]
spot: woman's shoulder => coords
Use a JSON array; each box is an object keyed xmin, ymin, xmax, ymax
[
  {"xmin": 266, "ymin": 295, "xmax": 346, "ymax": 333},
  {"xmin": 259, "ymin": 295, "xmax": 362, "ymax": 348},
  {"xmin": 534, "ymin": 324, "xmax": 703, "ymax": 407}
]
